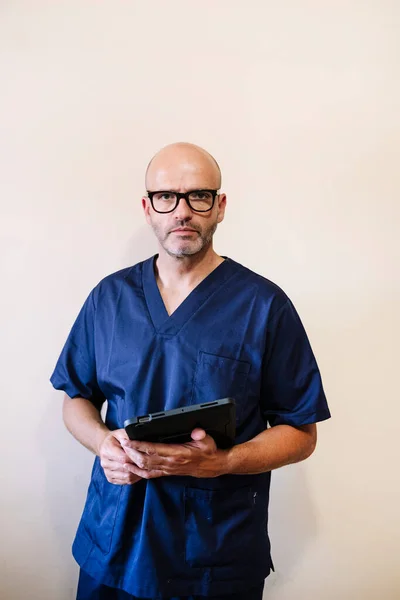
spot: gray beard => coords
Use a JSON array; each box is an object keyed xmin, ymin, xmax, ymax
[{"xmin": 154, "ymin": 222, "xmax": 218, "ymax": 258}]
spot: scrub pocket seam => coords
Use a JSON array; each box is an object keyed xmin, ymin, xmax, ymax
[
  {"xmin": 82, "ymin": 463, "xmax": 123, "ymax": 556},
  {"xmin": 191, "ymin": 351, "xmax": 251, "ymax": 416}
]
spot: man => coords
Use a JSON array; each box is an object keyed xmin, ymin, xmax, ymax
[{"xmin": 50, "ymin": 142, "xmax": 331, "ymax": 600}]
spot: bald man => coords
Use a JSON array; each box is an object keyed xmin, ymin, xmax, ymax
[{"xmin": 50, "ymin": 143, "xmax": 331, "ymax": 600}]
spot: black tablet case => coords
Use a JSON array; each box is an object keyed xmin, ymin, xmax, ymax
[{"xmin": 124, "ymin": 398, "xmax": 236, "ymax": 449}]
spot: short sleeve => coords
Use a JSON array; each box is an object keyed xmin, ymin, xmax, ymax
[
  {"xmin": 49, "ymin": 288, "xmax": 106, "ymax": 410},
  {"xmin": 261, "ymin": 298, "xmax": 331, "ymax": 427}
]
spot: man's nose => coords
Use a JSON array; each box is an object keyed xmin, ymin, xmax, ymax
[{"xmin": 174, "ymin": 197, "xmax": 193, "ymax": 220}]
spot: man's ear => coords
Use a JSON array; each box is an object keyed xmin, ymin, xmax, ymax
[
  {"xmin": 216, "ymin": 193, "xmax": 227, "ymax": 223},
  {"xmin": 142, "ymin": 196, "xmax": 151, "ymax": 223}
]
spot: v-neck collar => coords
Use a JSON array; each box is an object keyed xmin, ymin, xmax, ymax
[{"xmin": 142, "ymin": 254, "xmax": 236, "ymax": 335}]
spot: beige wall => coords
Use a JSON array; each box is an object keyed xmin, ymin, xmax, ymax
[{"xmin": 1, "ymin": 2, "xmax": 399, "ymax": 599}]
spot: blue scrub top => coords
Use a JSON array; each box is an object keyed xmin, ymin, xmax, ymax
[{"xmin": 50, "ymin": 255, "xmax": 331, "ymax": 598}]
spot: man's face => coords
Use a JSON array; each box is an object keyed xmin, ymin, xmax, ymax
[{"xmin": 143, "ymin": 164, "xmax": 226, "ymax": 258}]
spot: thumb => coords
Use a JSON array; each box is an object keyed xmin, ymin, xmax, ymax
[
  {"xmin": 191, "ymin": 428, "xmax": 206, "ymax": 442},
  {"xmin": 112, "ymin": 428, "xmax": 129, "ymax": 445}
]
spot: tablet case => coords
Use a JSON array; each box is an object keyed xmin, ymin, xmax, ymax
[{"xmin": 124, "ymin": 398, "xmax": 236, "ymax": 449}]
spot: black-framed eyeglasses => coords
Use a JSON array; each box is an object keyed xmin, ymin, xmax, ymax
[{"xmin": 146, "ymin": 189, "xmax": 219, "ymax": 213}]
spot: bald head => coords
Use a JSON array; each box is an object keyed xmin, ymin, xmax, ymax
[{"xmin": 145, "ymin": 142, "xmax": 221, "ymax": 191}]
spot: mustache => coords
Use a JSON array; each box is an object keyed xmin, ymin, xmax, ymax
[{"xmin": 169, "ymin": 224, "xmax": 201, "ymax": 234}]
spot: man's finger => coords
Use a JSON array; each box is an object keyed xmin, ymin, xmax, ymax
[
  {"xmin": 107, "ymin": 470, "xmax": 142, "ymax": 485},
  {"xmin": 185, "ymin": 432, "xmax": 216, "ymax": 451},
  {"xmin": 121, "ymin": 438, "xmax": 180, "ymax": 458},
  {"xmin": 123, "ymin": 462, "xmax": 165, "ymax": 480},
  {"xmin": 103, "ymin": 435, "xmax": 134, "ymax": 464},
  {"xmin": 112, "ymin": 428, "xmax": 130, "ymax": 444},
  {"xmin": 121, "ymin": 446, "xmax": 153, "ymax": 469},
  {"xmin": 122, "ymin": 447, "xmax": 166, "ymax": 471},
  {"xmin": 122, "ymin": 442, "xmax": 192, "ymax": 469},
  {"xmin": 190, "ymin": 428, "xmax": 207, "ymax": 442},
  {"xmin": 101, "ymin": 457, "xmax": 132, "ymax": 472},
  {"xmin": 104, "ymin": 442, "xmax": 130, "ymax": 462}
]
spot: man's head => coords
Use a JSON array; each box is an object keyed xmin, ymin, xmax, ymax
[{"xmin": 142, "ymin": 143, "xmax": 226, "ymax": 258}]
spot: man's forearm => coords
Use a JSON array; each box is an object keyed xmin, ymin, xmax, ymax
[
  {"xmin": 223, "ymin": 424, "xmax": 317, "ymax": 475},
  {"xmin": 62, "ymin": 394, "xmax": 109, "ymax": 456}
]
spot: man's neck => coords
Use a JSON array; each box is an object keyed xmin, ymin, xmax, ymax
[{"xmin": 154, "ymin": 247, "xmax": 225, "ymax": 291}]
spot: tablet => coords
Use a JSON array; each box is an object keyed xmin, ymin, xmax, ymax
[{"xmin": 124, "ymin": 398, "xmax": 236, "ymax": 449}]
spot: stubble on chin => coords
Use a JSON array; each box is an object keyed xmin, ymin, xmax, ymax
[{"xmin": 152, "ymin": 221, "xmax": 218, "ymax": 258}]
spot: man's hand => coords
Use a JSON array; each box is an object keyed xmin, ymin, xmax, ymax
[
  {"xmin": 120, "ymin": 428, "xmax": 228, "ymax": 479},
  {"xmin": 99, "ymin": 429, "xmax": 163, "ymax": 485}
]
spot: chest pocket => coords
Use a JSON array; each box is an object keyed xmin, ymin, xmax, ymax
[{"xmin": 191, "ymin": 351, "xmax": 250, "ymax": 423}]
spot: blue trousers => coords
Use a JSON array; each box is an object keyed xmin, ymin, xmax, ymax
[{"xmin": 76, "ymin": 569, "xmax": 265, "ymax": 600}]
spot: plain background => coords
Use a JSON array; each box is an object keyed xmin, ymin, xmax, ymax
[{"xmin": 1, "ymin": 2, "xmax": 399, "ymax": 599}]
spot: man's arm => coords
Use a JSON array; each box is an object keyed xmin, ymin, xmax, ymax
[
  {"xmin": 120, "ymin": 423, "xmax": 317, "ymax": 479},
  {"xmin": 224, "ymin": 423, "xmax": 317, "ymax": 475},
  {"xmin": 62, "ymin": 394, "xmax": 109, "ymax": 456}
]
